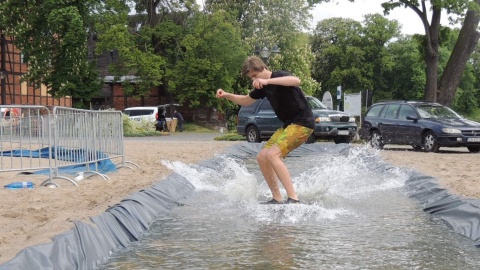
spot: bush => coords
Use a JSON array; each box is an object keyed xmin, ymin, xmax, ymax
[
  {"xmin": 123, "ymin": 115, "xmax": 158, "ymax": 136},
  {"xmin": 213, "ymin": 133, "xmax": 245, "ymax": 141}
]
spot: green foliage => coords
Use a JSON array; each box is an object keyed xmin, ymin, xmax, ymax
[
  {"xmin": 465, "ymin": 108, "xmax": 480, "ymax": 123},
  {"xmin": 385, "ymin": 36, "xmax": 425, "ymax": 101},
  {"xmin": 207, "ymin": 0, "xmax": 319, "ymax": 95},
  {"xmin": 94, "ymin": 2, "xmax": 167, "ymax": 97},
  {"xmin": 0, "ymin": 0, "xmax": 102, "ymax": 100},
  {"xmin": 170, "ymin": 11, "xmax": 248, "ymax": 111},
  {"xmin": 452, "ymin": 64, "xmax": 478, "ymax": 114},
  {"xmin": 278, "ymin": 33, "xmax": 321, "ymax": 96},
  {"xmin": 311, "ymin": 17, "xmax": 363, "ymax": 94},
  {"xmin": 4, "ymin": 0, "xmax": 477, "ymax": 115},
  {"xmin": 213, "ymin": 133, "xmax": 245, "ymax": 141},
  {"xmin": 122, "ymin": 114, "xmax": 158, "ymax": 136},
  {"xmin": 468, "ymin": 43, "xmax": 480, "ymax": 107},
  {"xmin": 311, "ymin": 15, "xmax": 401, "ymax": 100},
  {"xmin": 182, "ymin": 122, "xmax": 216, "ymax": 133}
]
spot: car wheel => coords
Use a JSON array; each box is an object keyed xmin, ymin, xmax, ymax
[
  {"xmin": 467, "ymin": 146, "xmax": 480, "ymax": 153},
  {"xmin": 423, "ymin": 131, "xmax": 440, "ymax": 152},
  {"xmin": 412, "ymin": 145, "xmax": 423, "ymax": 151},
  {"xmin": 246, "ymin": 126, "xmax": 261, "ymax": 143},
  {"xmin": 334, "ymin": 136, "xmax": 351, "ymax": 144},
  {"xmin": 306, "ymin": 134, "xmax": 316, "ymax": 144},
  {"xmin": 369, "ymin": 130, "xmax": 384, "ymax": 149}
]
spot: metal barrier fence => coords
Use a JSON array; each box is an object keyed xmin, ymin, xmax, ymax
[
  {"xmin": 0, "ymin": 105, "xmax": 138, "ymax": 187},
  {"xmin": 0, "ymin": 105, "xmax": 53, "ymax": 181}
]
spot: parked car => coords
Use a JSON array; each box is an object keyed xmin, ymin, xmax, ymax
[
  {"xmin": 236, "ymin": 96, "xmax": 357, "ymax": 144},
  {"xmin": 360, "ymin": 100, "xmax": 480, "ymax": 153},
  {"xmin": 123, "ymin": 105, "xmax": 181, "ymax": 131},
  {"xmin": 123, "ymin": 107, "xmax": 158, "ymax": 123}
]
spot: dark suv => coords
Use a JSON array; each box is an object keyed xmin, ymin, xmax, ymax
[
  {"xmin": 236, "ymin": 96, "xmax": 357, "ymax": 144},
  {"xmin": 360, "ymin": 100, "xmax": 480, "ymax": 152}
]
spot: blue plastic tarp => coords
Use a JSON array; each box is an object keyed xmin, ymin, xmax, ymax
[{"xmin": 1, "ymin": 147, "xmax": 117, "ymax": 175}]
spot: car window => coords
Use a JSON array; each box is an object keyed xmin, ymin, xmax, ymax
[
  {"xmin": 398, "ymin": 105, "xmax": 417, "ymax": 120},
  {"xmin": 365, "ymin": 105, "xmax": 384, "ymax": 117},
  {"xmin": 259, "ymin": 100, "xmax": 273, "ymax": 112},
  {"xmin": 124, "ymin": 109, "xmax": 154, "ymax": 117},
  {"xmin": 382, "ymin": 104, "xmax": 400, "ymax": 119},
  {"xmin": 240, "ymin": 99, "xmax": 261, "ymax": 114},
  {"xmin": 306, "ymin": 97, "xmax": 328, "ymax": 109},
  {"xmin": 416, "ymin": 105, "xmax": 460, "ymax": 119}
]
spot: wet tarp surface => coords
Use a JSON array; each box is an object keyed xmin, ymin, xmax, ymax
[{"xmin": 1, "ymin": 143, "xmax": 479, "ymax": 270}]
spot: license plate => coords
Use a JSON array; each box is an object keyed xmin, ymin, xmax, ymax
[
  {"xmin": 467, "ymin": 137, "xmax": 480, "ymax": 142},
  {"xmin": 338, "ymin": 130, "xmax": 349, "ymax": 135}
]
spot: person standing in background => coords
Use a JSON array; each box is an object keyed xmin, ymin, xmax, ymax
[{"xmin": 173, "ymin": 110, "xmax": 184, "ymax": 132}]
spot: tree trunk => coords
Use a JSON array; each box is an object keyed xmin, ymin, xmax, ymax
[
  {"xmin": 424, "ymin": 52, "xmax": 439, "ymax": 101},
  {"xmin": 437, "ymin": 1, "xmax": 480, "ymax": 107},
  {"xmin": 422, "ymin": 5, "xmax": 441, "ymax": 102}
]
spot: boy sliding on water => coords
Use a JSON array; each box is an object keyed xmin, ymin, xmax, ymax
[{"xmin": 216, "ymin": 56, "xmax": 314, "ymax": 204}]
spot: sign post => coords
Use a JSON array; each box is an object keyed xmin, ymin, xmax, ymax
[
  {"xmin": 344, "ymin": 92, "xmax": 362, "ymax": 139},
  {"xmin": 322, "ymin": 91, "xmax": 333, "ymax": 110},
  {"xmin": 343, "ymin": 92, "xmax": 362, "ymax": 116},
  {"xmin": 336, "ymin": 86, "xmax": 342, "ymax": 111}
]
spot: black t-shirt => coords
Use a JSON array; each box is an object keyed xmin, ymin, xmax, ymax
[{"xmin": 248, "ymin": 70, "xmax": 315, "ymax": 129}]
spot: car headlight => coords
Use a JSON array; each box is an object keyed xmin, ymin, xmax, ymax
[
  {"xmin": 349, "ymin": 117, "xmax": 356, "ymax": 122},
  {"xmin": 441, "ymin": 128, "xmax": 462, "ymax": 134},
  {"xmin": 315, "ymin": 117, "xmax": 331, "ymax": 123}
]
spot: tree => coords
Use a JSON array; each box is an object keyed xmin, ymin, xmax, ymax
[
  {"xmin": 311, "ymin": 15, "xmax": 400, "ymax": 99},
  {"xmin": 385, "ymin": 37, "xmax": 425, "ymax": 101},
  {"xmin": 94, "ymin": 0, "xmax": 250, "ymax": 111},
  {"xmin": 380, "ymin": 0, "xmax": 479, "ymax": 105},
  {"xmin": 437, "ymin": 0, "xmax": 480, "ymax": 106},
  {"xmin": 315, "ymin": 0, "xmax": 480, "ymax": 106},
  {"xmin": 169, "ymin": 11, "xmax": 248, "ymax": 110},
  {"xmin": 206, "ymin": 0, "xmax": 320, "ymax": 95},
  {"xmin": 311, "ymin": 17, "xmax": 365, "ymax": 93},
  {"xmin": 0, "ymin": 0, "xmax": 102, "ymax": 106},
  {"xmin": 93, "ymin": 0, "xmax": 181, "ymax": 98}
]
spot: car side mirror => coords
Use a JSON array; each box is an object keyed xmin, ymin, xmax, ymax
[{"xmin": 406, "ymin": 115, "xmax": 418, "ymax": 121}]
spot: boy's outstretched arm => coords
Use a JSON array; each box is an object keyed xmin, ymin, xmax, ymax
[{"xmin": 216, "ymin": 89, "xmax": 256, "ymax": 106}]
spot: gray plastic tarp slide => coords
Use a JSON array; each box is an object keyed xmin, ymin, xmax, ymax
[{"xmin": 1, "ymin": 143, "xmax": 480, "ymax": 270}]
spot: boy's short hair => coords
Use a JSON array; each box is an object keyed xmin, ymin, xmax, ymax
[{"xmin": 241, "ymin": 56, "xmax": 267, "ymax": 77}]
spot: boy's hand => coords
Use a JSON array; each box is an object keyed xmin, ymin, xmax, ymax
[
  {"xmin": 253, "ymin": 78, "xmax": 268, "ymax": 89},
  {"xmin": 216, "ymin": 89, "xmax": 227, "ymax": 98}
]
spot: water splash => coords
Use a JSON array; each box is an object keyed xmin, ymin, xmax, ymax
[
  {"xmin": 161, "ymin": 147, "xmax": 409, "ymax": 226},
  {"xmin": 162, "ymin": 157, "xmax": 258, "ymax": 203}
]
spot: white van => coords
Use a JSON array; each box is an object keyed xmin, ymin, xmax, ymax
[{"xmin": 123, "ymin": 107, "xmax": 158, "ymax": 122}]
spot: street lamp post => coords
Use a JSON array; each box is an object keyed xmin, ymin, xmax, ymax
[{"xmin": 253, "ymin": 44, "xmax": 280, "ymax": 64}]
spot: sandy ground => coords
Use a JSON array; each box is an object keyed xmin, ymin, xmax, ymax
[
  {"xmin": 378, "ymin": 145, "xmax": 480, "ymax": 198},
  {"xmin": 0, "ymin": 137, "xmax": 479, "ymax": 264}
]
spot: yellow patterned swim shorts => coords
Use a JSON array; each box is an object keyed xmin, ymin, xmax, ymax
[{"xmin": 264, "ymin": 124, "xmax": 314, "ymax": 158}]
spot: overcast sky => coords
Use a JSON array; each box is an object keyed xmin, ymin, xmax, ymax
[
  {"xmin": 195, "ymin": 0, "xmax": 451, "ymax": 35},
  {"xmin": 311, "ymin": 0, "xmax": 451, "ymax": 35}
]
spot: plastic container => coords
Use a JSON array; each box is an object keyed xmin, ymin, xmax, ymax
[{"xmin": 4, "ymin": 181, "xmax": 35, "ymax": 189}]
